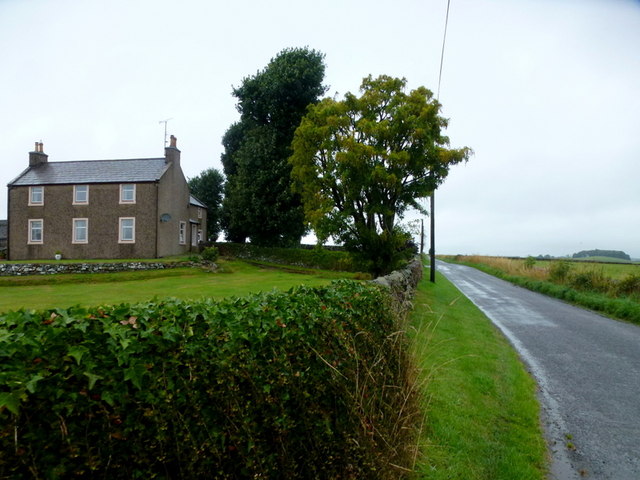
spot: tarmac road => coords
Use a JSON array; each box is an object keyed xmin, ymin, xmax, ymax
[{"xmin": 436, "ymin": 261, "xmax": 640, "ymax": 480}]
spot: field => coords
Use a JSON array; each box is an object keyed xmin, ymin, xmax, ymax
[
  {"xmin": 571, "ymin": 256, "xmax": 635, "ymax": 264},
  {"xmin": 445, "ymin": 255, "xmax": 639, "ymax": 280},
  {"xmin": 0, "ymin": 260, "xmax": 358, "ymax": 313}
]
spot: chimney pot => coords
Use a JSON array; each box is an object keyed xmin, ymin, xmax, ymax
[{"xmin": 170, "ymin": 135, "xmax": 177, "ymax": 148}]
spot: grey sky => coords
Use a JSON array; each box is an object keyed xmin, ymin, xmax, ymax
[{"xmin": 2, "ymin": 0, "xmax": 638, "ymax": 257}]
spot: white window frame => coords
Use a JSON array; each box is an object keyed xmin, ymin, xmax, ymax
[
  {"xmin": 119, "ymin": 217, "xmax": 135, "ymax": 243},
  {"xmin": 179, "ymin": 221, "xmax": 186, "ymax": 245},
  {"xmin": 28, "ymin": 219, "xmax": 44, "ymax": 244},
  {"xmin": 119, "ymin": 184, "xmax": 136, "ymax": 204},
  {"xmin": 72, "ymin": 218, "xmax": 89, "ymax": 244},
  {"xmin": 29, "ymin": 186, "xmax": 44, "ymax": 206},
  {"xmin": 73, "ymin": 185, "xmax": 89, "ymax": 205},
  {"xmin": 197, "ymin": 207, "xmax": 203, "ymax": 219}
]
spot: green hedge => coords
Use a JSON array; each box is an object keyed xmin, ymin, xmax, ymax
[
  {"xmin": 0, "ymin": 281, "xmax": 420, "ymax": 478},
  {"xmin": 215, "ymin": 242, "xmax": 366, "ymax": 272}
]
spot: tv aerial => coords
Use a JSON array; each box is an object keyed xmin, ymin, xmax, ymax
[{"xmin": 159, "ymin": 118, "xmax": 173, "ymax": 147}]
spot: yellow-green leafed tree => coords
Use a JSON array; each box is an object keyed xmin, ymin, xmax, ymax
[{"xmin": 290, "ymin": 75, "xmax": 472, "ymax": 275}]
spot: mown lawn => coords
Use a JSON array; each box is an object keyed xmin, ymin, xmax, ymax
[
  {"xmin": 0, "ymin": 260, "xmax": 357, "ymax": 313},
  {"xmin": 411, "ymin": 271, "xmax": 547, "ymax": 479}
]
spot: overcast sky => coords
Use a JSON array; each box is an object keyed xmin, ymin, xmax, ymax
[{"xmin": 2, "ymin": 0, "xmax": 638, "ymax": 258}]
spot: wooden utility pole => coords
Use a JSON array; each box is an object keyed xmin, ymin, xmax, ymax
[{"xmin": 430, "ymin": 193, "xmax": 436, "ymax": 282}]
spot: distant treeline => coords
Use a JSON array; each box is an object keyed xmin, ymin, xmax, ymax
[{"xmin": 572, "ymin": 249, "xmax": 630, "ymax": 261}]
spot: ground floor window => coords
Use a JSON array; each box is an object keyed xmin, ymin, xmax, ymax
[
  {"xmin": 119, "ymin": 217, "xmax": 135, "ymax": 243},
  {"xmin": 73, "ymin": 218, "xmax": 88, "ymax": 243},
  {"xmin": 28, "ymin": 219, "xmax": 43, "ymax": 244},
  {"xmin": 179, "ymin": 221, "xmax": 186, "ymax": 244}
]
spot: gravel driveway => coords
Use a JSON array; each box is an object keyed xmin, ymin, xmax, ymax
[{"xmin": 436, "ymin": 261, "xmax": 640, "ymax": 480}]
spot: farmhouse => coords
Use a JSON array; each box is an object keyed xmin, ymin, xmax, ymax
[{"xmin": 6, "ymin": 136, "xmax": 207, "ymax": 260}]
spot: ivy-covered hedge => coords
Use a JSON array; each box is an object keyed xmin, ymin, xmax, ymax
[
  {"xmin": 215, "ymin": 242, "xmax": 365, "ymax": 272},
  {"xmin": 0, "ymin": 281, "xmax": 420, "ymax": 478}
]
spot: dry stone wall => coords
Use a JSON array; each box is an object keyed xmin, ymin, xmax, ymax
[
  {"xmin": 0, "ymin": 261, "xmax": 197, "ymax": 276},
  {"xmin": 371, "ymin": 256, "xmax": 423, "ymax": 316}
]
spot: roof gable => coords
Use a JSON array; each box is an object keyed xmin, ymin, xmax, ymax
[{"xmin": 8, "ymin": 158, "xmax": 170, "ymax": 186}]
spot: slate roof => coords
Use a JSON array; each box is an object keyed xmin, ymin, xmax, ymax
[
  {"xmin": 7, "ymin": 158, "xmax": 170, "ymax": 186},
  {"xmin": 189, "ymin": 195, "xmax": 207, "ymax": 208}
]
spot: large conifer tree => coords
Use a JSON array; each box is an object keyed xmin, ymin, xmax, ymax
[{"xmin": 221, "ymin": 47, "xmax": 326, "ymax": 246}]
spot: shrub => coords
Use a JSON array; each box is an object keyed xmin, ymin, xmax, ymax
[
  {"xmin": 0, "ymin": 281, "xmax": 420, "ymax": 478},
  {"xmin": 549, "ymin": 260, "xmax": 572, "ymax": 283},
  {"xmin": 523, "ymin": 256, "xmax": 536, "ymax": 270},
  {"xmin": 569, "ymin": 269, "xmax": 612, "ymax": 294},
  {"xmin": 216, "ymin": 243, "xmax": 366, "ymax": 272},
  {"xmin": 201, "ymin": 245, "xmax": 219, "ymax": 262},
  {"xmin": 615, "ymin": 274, "xmax": 640, "ymax": 299}
]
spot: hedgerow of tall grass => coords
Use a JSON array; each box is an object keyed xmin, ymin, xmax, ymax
[{"xmin": 444, "ymin": 256, "xmax": 640, "ymax": 324}]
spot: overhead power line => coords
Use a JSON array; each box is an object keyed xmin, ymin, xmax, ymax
[
  {"xmin": 437, "ymin": 0, "xmax": 452, "ymax": 101},
  {"xmin": 430, "ymin": 0, "xmax": 452, "ymax": 283}
]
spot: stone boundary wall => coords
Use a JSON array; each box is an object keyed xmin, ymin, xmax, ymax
[
  {"xmin": 371, "ymin": 255, "xmax": 424, "ymax": 316},
  {"xmin": 0, "ymin": 261, "xmax": 198, "ymax": 276}
]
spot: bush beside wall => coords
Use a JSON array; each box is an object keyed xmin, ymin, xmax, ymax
[{"xmin": 216, "ymin": 242, "xmax": 365, "ymax": 272}]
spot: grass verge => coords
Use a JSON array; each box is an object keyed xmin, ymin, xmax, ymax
[
  {"xmin": 0, "ymin": 260, "xmax": 358, "ymax": 313},
  {"xmin": 410, "ymin": 271, "xmax": 547, "ymax": 479}
]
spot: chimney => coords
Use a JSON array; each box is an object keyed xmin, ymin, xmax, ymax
[
  {"xmin": 29, "ymin": 141, "xmax": 48, "ymax": 167},
  {"xmin": 164, "ymin": 134, "xmax": 180, "ymax": 167}
]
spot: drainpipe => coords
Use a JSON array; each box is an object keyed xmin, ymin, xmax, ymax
[
  {"xmin": 154, "ymin": 182, "xmax": 159, "ymax": 258},
  {"xmin": 6, "ymin": 187, "xmax": 11, "ymax": 260}
]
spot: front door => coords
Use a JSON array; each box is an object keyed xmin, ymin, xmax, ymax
[{"xmin": 191, "ymin": 224, "xmax": 198, "ymax": 247}]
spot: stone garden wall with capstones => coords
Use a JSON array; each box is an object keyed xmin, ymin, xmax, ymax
[{"xmin": 371, "ymin": 256, "xmax": 424, "ymax": 317}]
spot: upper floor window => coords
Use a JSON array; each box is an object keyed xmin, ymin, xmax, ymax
[
  {"xmin": 29, "ymin": 186, "xmax": 44, "ymax": 205},
  {"xmin": 119, "ymin": 217, "xmax": 135, "ymax": 243},
  {"xmin": 28, "ymin": 219, "xmax": 43, "ymax": 244},
  {"xmin": 197, "ymin": 207, "xmax": 203, "ymax": 219},
  {"xmin": 120, "ymin": 184, "xmax": 136, "ymax": 204},
  {"xmin": 73, "ymin": 218, "xmax": 88, "ymax": 244},
  {"xmin": 74, "ymin": 185, "xmax": 89, "ymax": 204}
]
